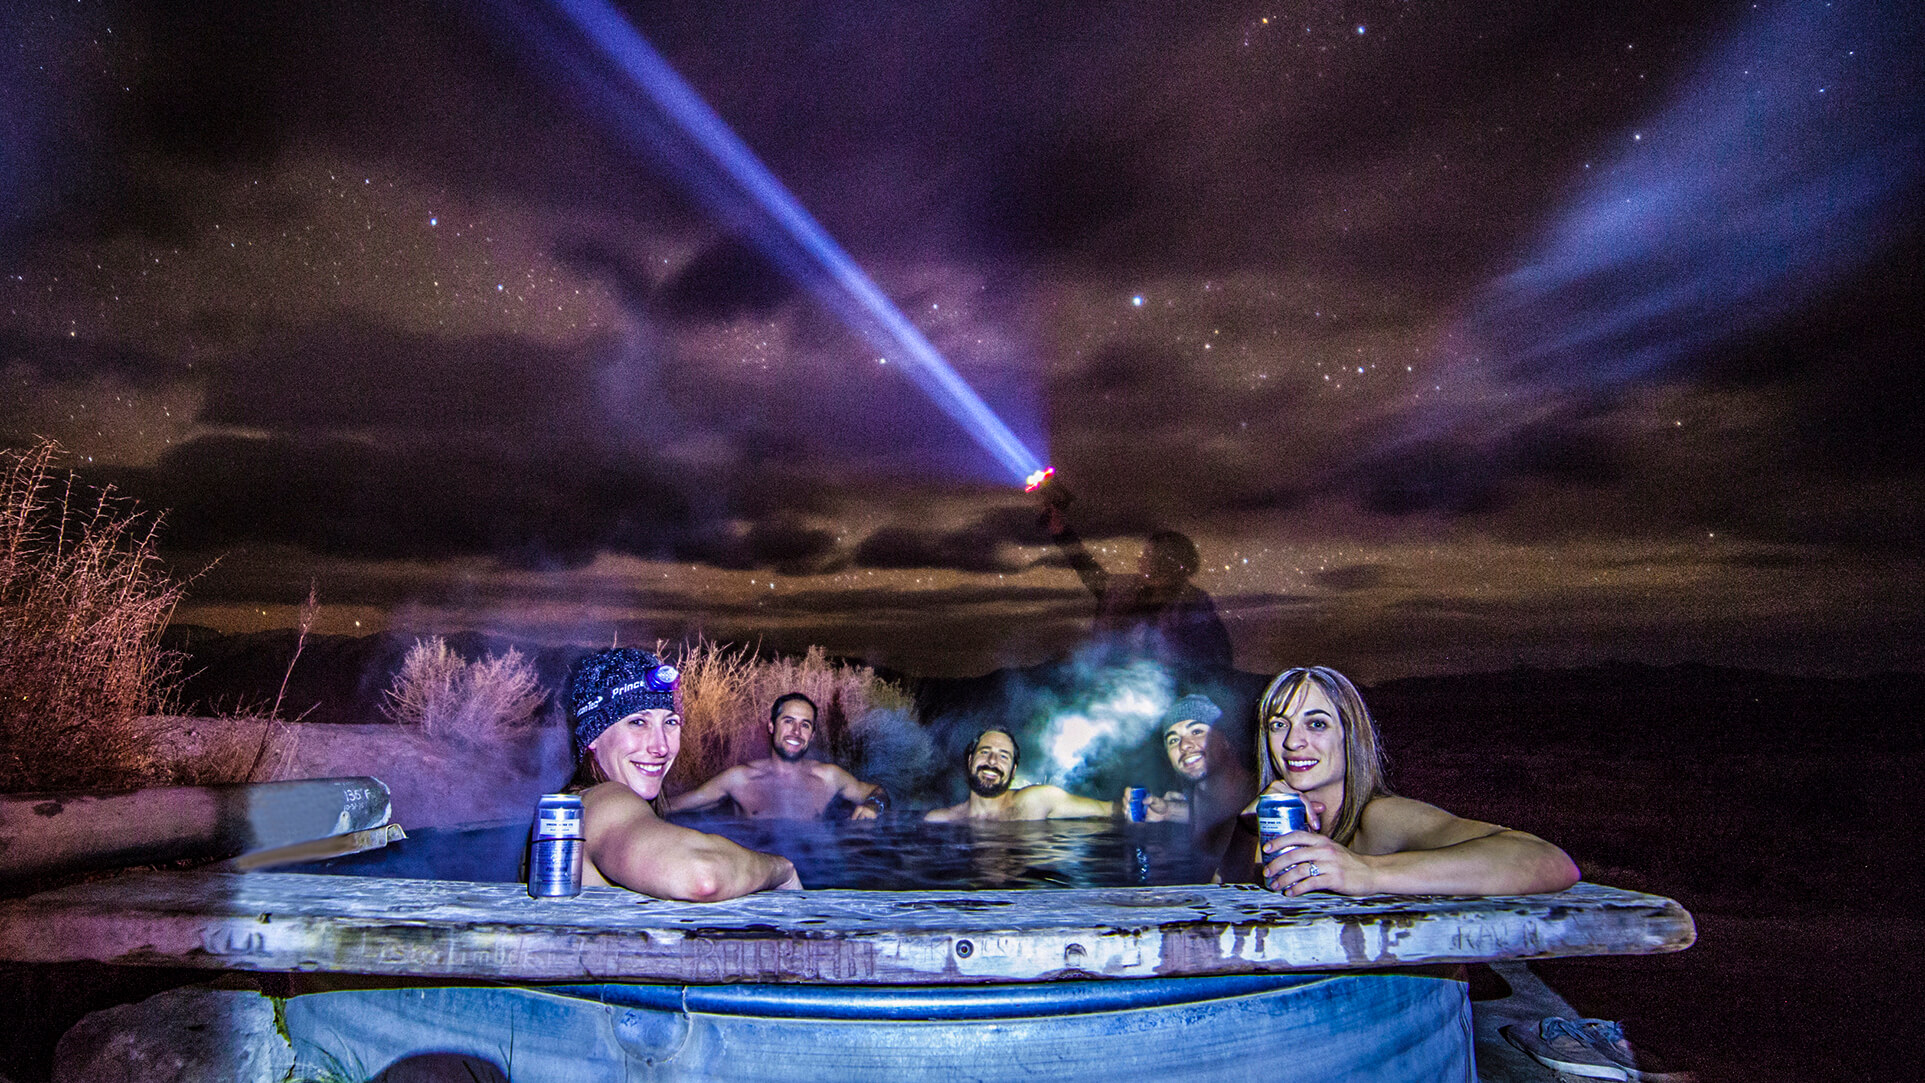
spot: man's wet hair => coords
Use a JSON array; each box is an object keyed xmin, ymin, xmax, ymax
[
  {"xmin": 967, "ymin": 727, "xmax": 1021, "ymax": 769},
  {"xmin": 769, "ymin": 692, "xmax": 818, "ymax": 725}
]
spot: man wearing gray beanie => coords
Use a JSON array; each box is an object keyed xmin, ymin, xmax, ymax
[
  {"xmin": 569, "ymin": 647, "xmax": 801, "ymax": 899},
  {"xmin": 1145, "ymin": 693, "xmax": 1255, "ymax": 862}
]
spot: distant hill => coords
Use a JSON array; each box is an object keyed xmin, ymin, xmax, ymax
[{"xmin": 1367, "ymin": 660, "xmax": 1925, "ymax": 752}]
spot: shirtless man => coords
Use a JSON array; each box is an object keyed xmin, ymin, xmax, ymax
[
  {"xmin": 1140, "ymin": 694, "xmax": 1256, "ymax": 856},
  {"xmin": 569, "ymin": 648, "xmax": 800, "ymax": 901},
  {"xmin": 667, "ymin": 693, "xmax": 889, "ymax": 820},
  {"xmin": 923, "ymin": 728, "xmax": 1120, "ymax": 822}
]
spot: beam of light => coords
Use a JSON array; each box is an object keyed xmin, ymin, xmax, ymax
[
  {"xmin": 503, "ymin": 0, "xmax": 1044, "ymax": 482},
  {"xmin": 1467, "ymin": 0, "xmax": 1921, "ymax": 390}
]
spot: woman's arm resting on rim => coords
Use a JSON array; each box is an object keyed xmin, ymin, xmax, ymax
[
  {"xmin": 1263, "ymin": 795, "xmax": 1580, "ymax": 896},
  {"xmin": 585, "ymin": 784, "xmax": 799, "ymax": 900}
]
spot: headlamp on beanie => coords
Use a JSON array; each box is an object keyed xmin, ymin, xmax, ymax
[{"xmin": 568, "ymin": 647, "xmax": 681, "ymax": 763}]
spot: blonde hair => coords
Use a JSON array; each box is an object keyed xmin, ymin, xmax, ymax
[{"xmin": 1254, "ymin": 666, "xmax": 1390, "ymax": 847}]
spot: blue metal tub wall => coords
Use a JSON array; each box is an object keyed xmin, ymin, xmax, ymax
[{"xmin": 285, "ymin": 973, "xmax": 1475, "ymax": 1082}]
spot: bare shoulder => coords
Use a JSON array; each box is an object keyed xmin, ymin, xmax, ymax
[
  {"xmin": 581, "ymin": 781, "xmax": 667, "ymax": 841},
  {"xmin": 582, "ymin": 780, "xmax": 648, "ymax": 817},
  {"xmin": 924, "ymin": 802, "xmax": 965, "ymax": 822},
  {"xmin": 809, "ymin": 761, "xmax": 859, "ymax": 784},
  {"xmin": 1011, "ymin": 784, "xmax": 1069, "ymax": 812},
  {"xmin": 1355, "ymin": 795, "xmax": 1504, "ymax": 855}
]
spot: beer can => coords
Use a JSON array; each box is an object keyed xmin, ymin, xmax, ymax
[
  {"xmin": 528, "ymin": 793, "xmax": 584, "ymax": 899},
  {"xmin": 1124, "ymin": 786, "xmax": 1148, "ymax": 823},
  {"xmin": 1256, "ymin": 791, "xmax": 1311, "ymax": 865}
]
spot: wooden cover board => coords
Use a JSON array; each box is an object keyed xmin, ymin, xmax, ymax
[{"xmin": 0, "ymin": 872, "xmax": 1694, "ymax": 985}]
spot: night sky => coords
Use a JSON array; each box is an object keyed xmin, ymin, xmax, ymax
[{"xmin": 4, "ymin": 0, "xmax": 1920, "ymax": 679}]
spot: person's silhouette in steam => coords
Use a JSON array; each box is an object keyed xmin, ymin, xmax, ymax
[{"xmin": 1040, "ymin": 497, "xmax": 1233, "ymax": 680}]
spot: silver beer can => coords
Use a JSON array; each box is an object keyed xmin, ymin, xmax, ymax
[{"xmin": 528, "ymin": 793, "xmax": 584, "ymax": 899}]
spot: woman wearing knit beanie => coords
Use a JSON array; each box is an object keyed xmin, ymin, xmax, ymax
[{"xmin": 569, "ymin": 647, "xmax": 801, "ymax": 900}]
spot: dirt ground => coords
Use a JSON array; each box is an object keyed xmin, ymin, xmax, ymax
[{"xmin": 1390, "ymin": 744, "xmax": 1922, "ymax": 1083}]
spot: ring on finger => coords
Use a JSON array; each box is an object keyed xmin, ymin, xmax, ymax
[{"xmin": 1307, "ymin": 862, "xmax": 1322, "ymax": 877}]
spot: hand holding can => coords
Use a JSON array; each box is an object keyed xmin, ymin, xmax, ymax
[{"xmin": 1256, "ymin": 791, "xmax": 1311, "ymax": 879}]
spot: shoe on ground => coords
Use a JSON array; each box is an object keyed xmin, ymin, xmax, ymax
[
  {"xmin": 1501, "ymin": 1017, "xmax": 1629, "ymax": 1080},
  {"xmin": 1572, "ymin": 1019, "xmax": 1697, "ymax": 1083}
]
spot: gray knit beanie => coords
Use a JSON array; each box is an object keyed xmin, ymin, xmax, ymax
[{"xmin": 1160, "ymin": 693, "xmax": 1222, "ymax": 734}]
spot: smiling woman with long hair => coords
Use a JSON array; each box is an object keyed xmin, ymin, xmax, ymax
[{"xmin": 1245, "ymin": 666, "xmax": 1579, "ymax": 896}]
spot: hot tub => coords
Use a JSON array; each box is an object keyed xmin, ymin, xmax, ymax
[{"xmin": 0, "ymin": 816, "xmax": 1693, "ymax": 1082}]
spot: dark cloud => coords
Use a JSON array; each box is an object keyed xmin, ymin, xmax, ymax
[
  {"xmin": 553, "ymin": 236, "xmax": 661, "ymax": 312},
  {"xmin": 976, "ymin": 132, "xmax": 1149, "ymax": 260},
  {"xmin": 1352, "ymin": 444, "xmax": 1505, "ymax": 519},
  {"xmin": 681, "ymin": 517, "xmax": 844, "ymax": 575},
  {"xmin": 118, "ymin": 435, "xmax": 694, "ymax": 565},
  {"xmin": 852, "ymin": 515, "xmax": 1030, "ymax": 574},
  {"xmin": 0, "ymin": 332, "xmax": 193, "ymax": 389},
  {"xmin": 200, "ymin": 324, "xmax": 591, "ymax": 433},
  {"xmin": 654, "ymin": 239, "xmax": 796, "ymax": 323},
  {"xmin": 1314, "ymin": 565, "xmax": 1390, "ymax": 593},
  {"xmin": 1497, "ymin": 419, "xmax": 1626, "ymax": 488}
]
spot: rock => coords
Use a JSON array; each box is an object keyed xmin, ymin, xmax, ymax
[{"xmin": 53, "ymin": 986, "xmax": 292, "ymax": 1083}]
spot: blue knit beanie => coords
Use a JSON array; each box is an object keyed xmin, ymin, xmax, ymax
[
  {"xmin": 568, "ymin": 648, "xmax": 680, "ymax": 762},
  {"xmin": 1160, "ymin": 693, "xmax": 1222, "ymax": 733}
]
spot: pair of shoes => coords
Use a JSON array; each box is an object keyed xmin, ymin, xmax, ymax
[{"xmin": 1501, "ymin": 1017, "xmax": 1630, "ymax": 1079}]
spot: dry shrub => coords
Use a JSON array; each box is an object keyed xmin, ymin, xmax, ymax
[
  {"xmin": 0, "ymin": 440, "xmax": 184, "ymax": 793},
  {"xmin": 661, "ymin": 638, "xmax": 913, "ymax": 795},
  {"xmin": 381, "ymin": 635, "xmax": 546, "ymax": 741}
]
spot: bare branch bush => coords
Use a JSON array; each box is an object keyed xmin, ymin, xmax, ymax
[
  {"xmin": 0, "ymin": 440, "xmax": 184, "ymax": 793},
  {"xmin": 381, "ymin": 635, "xmax": 545, "ymax": 742}
]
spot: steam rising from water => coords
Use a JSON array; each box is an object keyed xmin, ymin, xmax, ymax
[
  {"xmin": 1032, "ymin": 658, "xmax": 1172, "ymax": 790},
  {"xmin": 1468, "ymin": 0, "xmax": 1919, "ymax": 393}
]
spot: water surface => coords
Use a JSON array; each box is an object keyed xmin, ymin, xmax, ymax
[{"xmin": 285, "ymin": 814, "xmax": 1223, "ymax": 890}]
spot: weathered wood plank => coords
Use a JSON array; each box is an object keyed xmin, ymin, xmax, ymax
[
  {"xmin": 0, "ymin": 872, "xmax": 1694, "ymax": 985},
  {"xmin": 223, "ymin": 824, "xmax": 408, "ymax": 871},
  {"xmin": 0, "ymin": 779, "xmax": 392, "ymax": 877}
]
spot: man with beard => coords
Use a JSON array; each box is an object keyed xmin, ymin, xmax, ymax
[
  {"xmin": 1140, "ymin": 694, "xmax": 1256, "ymax": 858},
  {"xmin": 923, "ymin": 729, "xmax": 1121, "ymax": 821},
  {"xmin": 667, "ymin": 693, "xmax": 889, "ymax": 820}
]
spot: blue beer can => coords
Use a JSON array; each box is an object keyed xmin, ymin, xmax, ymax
[
  {"xmin": 528, "ymin": 793, "xmax": 584, "ymax": 899},
  {"xmin": 1256, "ymin": 791, "xmax": 1311, "ymax": 867},
  {"xmin": 1125, "ymin": 786, "xmax": 1148, "ymax": 823}
]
